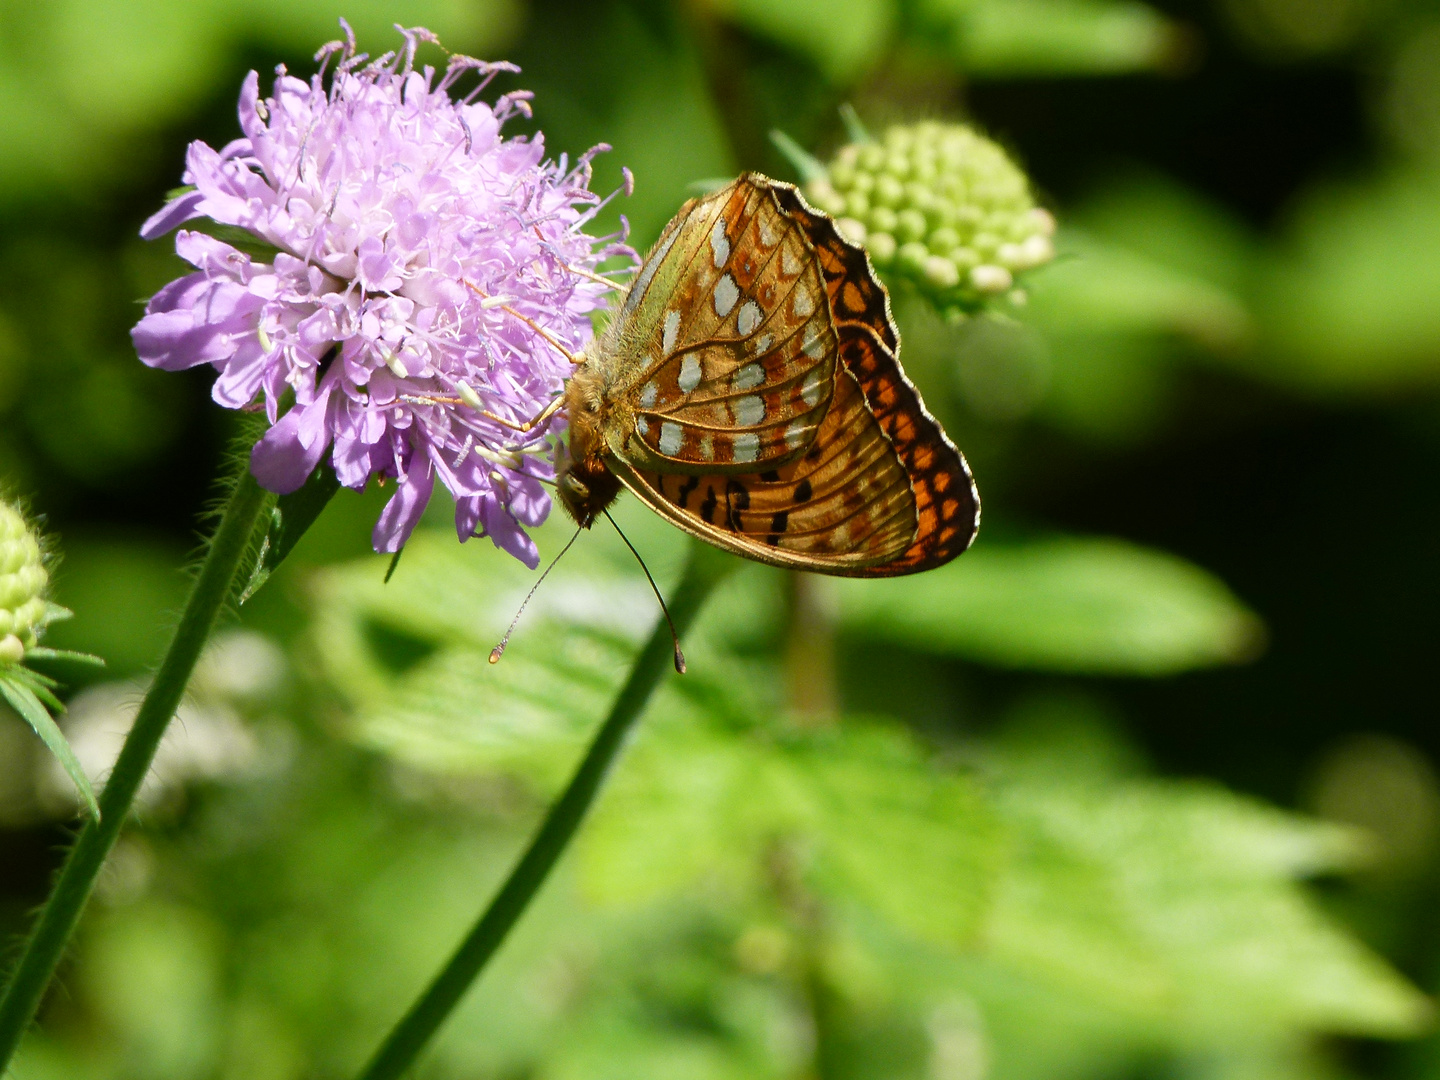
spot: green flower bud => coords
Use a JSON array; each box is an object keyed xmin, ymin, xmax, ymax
[
  {"xmin": 0, "ymin": 501, "xmax": 49, "ymax": 663},
  {"xmin": 836, "ymin": 218, "xmax": 868, "ymax": 246},
  {"xmin": 805, "ymin": 119, "xmax": 1056, "ymax": 316},
  {"xmin": 896, "ymin": 209, "xmax": 928, "ymax": 244},
  {"xmin": 867, "ymin": 232, "xmax": 897, "ymax": 266}
]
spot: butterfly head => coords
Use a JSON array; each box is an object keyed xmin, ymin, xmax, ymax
[{"xmin": 557, "ymin": 362, "xmax": 622, "ymax": 528}]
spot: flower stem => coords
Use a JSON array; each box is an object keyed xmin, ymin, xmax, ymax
[
  {"xmin": 357, "ymin": 540, "xmax": 733, "ymax": 1080},
  {"xmin": 0, "ymin": 469, "xmax": 270, "ymax": 1067}
]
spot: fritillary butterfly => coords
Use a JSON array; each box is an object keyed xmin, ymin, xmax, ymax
[{"xmin": 558, "ymin": 173, "xmax": 979, "ymax": 577}]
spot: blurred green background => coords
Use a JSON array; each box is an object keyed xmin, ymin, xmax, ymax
[{"xmin": 4, "ymin": 0, "xmax": 1440, "ymax": 1078}]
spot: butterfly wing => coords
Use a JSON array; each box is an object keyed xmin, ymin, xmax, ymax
[
  {"xmin": 607, "ymin": 177, "xmax": 979, "ymax": 578},
  {"xmin": 600, "ymin": 178, "xmax": 840, "ymax": 474}
]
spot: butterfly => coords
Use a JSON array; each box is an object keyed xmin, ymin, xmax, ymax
[{"xmin": 556, "ymin": 173, "xmax": 979, "ymax": 577}]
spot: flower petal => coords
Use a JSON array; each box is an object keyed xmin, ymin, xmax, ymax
[
  {"xmin": 250, "ymin": 388, "xmax": 334, "ymax": 493},
  {"xmin": 372, "ymin": 441, "xmax": 435, "ymax": 553},
  {"xmin": 480, "ymin": 494, "xmax": 540, "ymax": 569},
  {"xmin": 140, "ymin": 190, "xmax": 207, "ymax": 240}
]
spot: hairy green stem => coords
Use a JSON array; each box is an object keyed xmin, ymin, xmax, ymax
[
  {"xmin": 357, "ymin": 541, "xmax": 732, "ymax": 1080},
  {"xmin": 0, "ymin": 470, "xmax": 269, "ymax": 1068}
]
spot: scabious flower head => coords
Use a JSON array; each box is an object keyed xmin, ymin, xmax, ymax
[
  {"xmin": 0, "ymin": 500, "xmax": 50, "ymax": 664},
  {"xmin": 804, "ymin": 121, "xmax": 1055, "ymax": 316},
  {"xmin": 132, "ymin": 24, "xmax": 634, "ymax": 566}
]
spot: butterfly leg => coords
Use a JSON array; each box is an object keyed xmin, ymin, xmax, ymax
[
  {"xmin": 398, "ymin": 388, "xmax": 565, "ymax": 436},
  {"xmin": 478, "ymin": 395, "xmax": 565, "ymax": 434},
  {"xmin": 463, "ymin": 281, "xmax": 584, "ymax": 364}
]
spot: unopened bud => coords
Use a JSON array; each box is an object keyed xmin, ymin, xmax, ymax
[
  {"xmin": 806, "ymin": 119, "xmax": 1055, "ymax": 315},
  {"xmin": 0, "ymin": 501, "xmax": 50, "ymax": 660}
]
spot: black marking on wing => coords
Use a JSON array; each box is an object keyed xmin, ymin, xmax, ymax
[
  {"xmin": 725, "ymin": 480, "xmax": 749, "ymax": 531},
  {"xmin": 676, "ymin": 475, "xmax": 700, "ymax": 509}
]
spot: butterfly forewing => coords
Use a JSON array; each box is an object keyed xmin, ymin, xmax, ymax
[
  {"xmin": 606, "ymin": 182, "xmax": 839, "ymax": 474},
  {"xmin": 593, "ymin": 173, "xmax": 979, "ymax": 578}
]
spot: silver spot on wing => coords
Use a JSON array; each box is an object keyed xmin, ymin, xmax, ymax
[
  {"xmin": 734, "ymin": 362, "xmax": 765, "ymax": 390},
  {"xmin": 736, "ymin": 300, "xmax": 762, "ymax": 336},
  {"xmin": 714, "ymin": 274, "xmax": 739, "ymax": 318},
  {"xmin": 735, "ymin": 395, "xmax": 766, "ymax": 426},
  {"xmin": 662, "ymin": 310, "xmax": 680, "ymax": 354},
  {"xmin": 711, "ymin": 216, "xmax": 730, "ymax": 269},
  {"xmin": 801, "ymin": 366, "xmax": 827, "ymax": 407},
  {"xmin": 659, "ymin": 421, "xmax": 683, "ymax": 456},
  {"xmin": 733, "ymin": 432, "xmax": 760, "ymax": 464},
  {"xmin": 678, "ymin": 354, "xmax": 703, "ymax": 393}
]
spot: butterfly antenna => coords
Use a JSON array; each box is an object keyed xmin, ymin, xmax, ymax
[
  {"xmin": 489, "ymin": 525, "xmax": 584, "ymax": 665},
  {"xmin": 603, "ymin": 510, "xmax": 686, "ymax": 674}
]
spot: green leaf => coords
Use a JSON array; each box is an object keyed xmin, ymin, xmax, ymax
[
  {"xmin": 837, "ymin": 536, "xmax": 1265, "ymax": 675},
  {"xmin": 717, "ymin": 0, "xmax": 898, "ymax": 81},
  {"xmin": 769, "ymin": 130, "xmax": 829, "ymax": 185},
  {"xmin": 303, "ymin": 530, "xmax": 1427, "ymax": 1057},
  {"xmin": 21, "ymin": 646, "xmax": 106, "ymax": 667},
  {"xmin": 922, "ymin": 0, "xmax": 1181, "ymax": 76},
  {"xmin": 984, "ymin": 771, "xmax": 1431, "ymax": 1038},
  {"xmin": 38, "ymin": 601, "xmax": 74, "ymax": 628},
  {"xmin": 1257, "ymin": 166, "xmax": 1440, "ymax": 392},
  {"xmin": 309, "ymin": 526, "xmax": 716, "ymax": 788},
  {"xmin": 0, "ymin": 674, "xmax": 100, "ymax": 820},
  {"xmin": 580, "ymin": 714, "xmax": 1002, "ymax": 950},
  {"xmin": 182, "ymin": 220, "xmax": 286, "ymax": 263},
  {"xmin": 11, "ymin": 668, "xmax": 66, "ymax": 711},
  {"xmin": 1029, "ymin": 229, "xmax": 1252, "ymax": 348},
  {"xmin": 837, "ymin": 103, "xmax": 873, "ymax": 145},
  {"xmin": 238, "ymin": 464, "xmax": 341, "ymax": 604}
]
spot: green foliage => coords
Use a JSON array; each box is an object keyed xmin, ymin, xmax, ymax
[
  {"xmin": 0, "ymin": 670, "xmax": 99, "ymax": 820},
  {"xmin": 3, "ymin": 1, "xmax": 1440, "ymax": 1078},
  {"xmin": 837, "ymin": 536, "xmax": 1264, "ymax": 674},
  {"xmin": 280, "ymin": 525, "xmax": 1427, "ymax": 1079},
  {"xmin": 918, "ymin": 0, "xmax": 1182, "ymax": 76},
  {"xmin": 718, "ymin": 0, "xmax": 898, "ymax": 81},
  {"xmin": 1258, "ymin": 167, "xmax": 1440, "ymax": 392},
  {"xmin": 0, "ymin": 0, "xmax": 521, "ymax": 199}
]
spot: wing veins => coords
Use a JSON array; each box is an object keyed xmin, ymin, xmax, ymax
[{"xmin": 671, "ymin": 187, "xmax": 768, "ymax": 348}]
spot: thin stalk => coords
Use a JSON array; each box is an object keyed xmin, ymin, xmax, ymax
[
  {"xmin": 357, "ymin": 540, "xmax": 732, "ymax": 1080},
  {"xmin": 0, "ymin": 470, "xmax": 269, "ymax": 1067}
]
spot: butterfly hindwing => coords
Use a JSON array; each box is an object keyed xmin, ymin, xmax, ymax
[
  {"xmin": 615, "ymin": 361, "xmax": 917, "ymax": 573},
  {"xmin": 777, "ymin": 182, "xmax": 980, "ymax": 572},
  {"xmin": 593, "ymin": 173, "xmax": 979, "ymax": 578},
  {"xmin": 605, "ymin": 180, "xmax": 839, "ymax": 474}
]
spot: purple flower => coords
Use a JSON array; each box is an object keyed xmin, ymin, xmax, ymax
[{"xmin": 133, "ymin": 24, "xmax": 634, "ymax": 566}]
